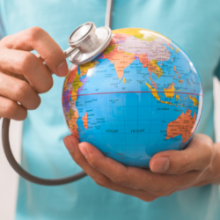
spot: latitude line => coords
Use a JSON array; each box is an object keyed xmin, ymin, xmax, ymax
[{"xmin": 67, "ymin": 90, "xmax": 203, "ymax": 98}]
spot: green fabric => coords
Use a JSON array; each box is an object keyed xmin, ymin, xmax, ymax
[{"xmin": 0, "ymin": 0, "xmax": 220, "ymax": 219}]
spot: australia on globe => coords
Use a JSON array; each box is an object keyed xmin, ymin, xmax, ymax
[{"xmin": 62, "ymin": 28, "xmax": 203, "ymax": 167}]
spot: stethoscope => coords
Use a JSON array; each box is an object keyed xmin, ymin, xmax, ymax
[{"xmin": 1, "ymin": 0, "xmax": 114, "ymax": 186}]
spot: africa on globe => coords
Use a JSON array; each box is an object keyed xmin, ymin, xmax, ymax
[{"xmin": 62, "ymin": 28, "xmax": 203, "ymax": 167}]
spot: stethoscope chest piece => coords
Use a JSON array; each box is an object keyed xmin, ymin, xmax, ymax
[{"xmin": 65, "ymin": 22, "xmax": 112, "ymax": 65}]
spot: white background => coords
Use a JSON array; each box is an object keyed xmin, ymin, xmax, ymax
[{"xmin": 0, "ymin": 78, "xmax": 220, "ymax": 220}]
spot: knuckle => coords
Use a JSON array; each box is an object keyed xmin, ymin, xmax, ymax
[
  {"xmin": 14, "ymin": 82, "xmax": 30, "ymax": 101},
  {"xmin": 94, "ymin": 176, "xmax": 109, "ymax": 187},
  {"xmin": 26, "ymin": 26, "xmax": 45, "ymax": 42},
  {"xmin": 19, "ymin": 53, "xmax": 36, "ymax": 72},
  {"xmin": 88, "ymin": 157, "xmax": 99, "ymax": 168},
  {"xmin": 113, "ymin": 175, "xmax": 128, "ymax": 185}
]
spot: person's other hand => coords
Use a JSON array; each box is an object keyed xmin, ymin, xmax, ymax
[
  {"xmin": 0, "ymin": 27, "xmax": 68, "ymax": 120},
  {"xmin": 63, "ymin": 134, "xmax": 220, "ymax": 201}
]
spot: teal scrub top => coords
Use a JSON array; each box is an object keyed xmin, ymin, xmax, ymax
[{"xmin": 0, "ymin": 0, "xmax": 220, "ymax": 219}]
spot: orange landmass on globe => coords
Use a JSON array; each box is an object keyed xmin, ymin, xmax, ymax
[
  {"xmin": 166, "ymin": 110, "xmax": 196, "ymax": 144},
  {"xmin": 164, "ymin": 82, "xmax": 175, "ymax": 98},
  {"xmin": 139, "ymin": 54, "xmax": 163, "ymax": 78},
  {"xmin": 139, "ymin": 54, "xmax": 163, "ymax": 88},
  {"xmin": 66, "ymin": 71, "xmax": 84, "ymax": 138},
  {"xmin": 174, "ymin": 66, "xmax": 178, "ymax": 74},
  {"xmin": 67, "ymin": 109, "xmax": 79, "ymax": 139},
  {"xmin": 103, "ymin": 40, "xmax": 119, "ymax": 60},
  {"xmin": 179, "ymin": 79, "xmax": 183, "ymax": 84},
  {"xmin": 67, "ymin": 67, "xmax": 77, "ymax": 83},
  {"xmin": 79, "ymin": 60, "xmax": 98, "ymax": 77},
  {"xmin": 71, "ymin": 73, "xmax": 83, "ymax": 101},
  {"xmin": 105, "ymin": 49, "xmax": 135, "ymax": 80},
  {"xmin": 82, "ymin": 112, "xmax": 88, "ymax": 129}
]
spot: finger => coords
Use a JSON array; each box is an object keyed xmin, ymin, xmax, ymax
[
  {"xmin": 149, "ymin": 134, "xmax": 214, "ymax": 175},
  {"xmin": 77, "ymin": 142, "xmax": 168, "ymax": 191},
  {"xmin": 63, "ymin": 135, "xmax": 157, "ymax": 202},
  {"xmin": 77, "ymin": 141, "xmax": 202, "ymax": 195},
  {"xmin": 0, "ymin": 49, "xmax": 53, "ymax": 93},
  {"xmin": 0, "ymin": 27, "xmax": 68, "ymax": 76},
  {"xmin": 0, "ymin": 96, "xmax": 27, "ymax": 120},
  {"xmin": 0, "ymin": 72, "xmax": 41, "ymax": 109}
]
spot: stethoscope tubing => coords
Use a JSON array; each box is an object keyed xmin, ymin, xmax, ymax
[
  {"xmin": 1, "ymin": 0, "xmax": 113, "ymax": 186},
  {"xmin": 2, "ymin": 118, "xmax": 87, "ymax": 185}
]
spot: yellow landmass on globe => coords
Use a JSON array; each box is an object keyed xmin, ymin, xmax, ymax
[
  {"xmin": 145, "ymin": 83, "xmax": 173, "ymax": 105},
  {"xmin": 175, "ymin": 48, "xmax": 180, "ymax": 53},
  {"xmin": 112, "ymin": 28, "xmax": 158, "ymax": 41},
  {"xmin": 66, "ymin": 109, "xmax": 79, "ymax": 139},
  {"xmin": 145, "ymin": 83, "xmax": 172, "ymax": 105},
  {"xmin": 164, "ymin": 83, "xmax": 175, "ymax": 98},
  {"xmin": 72, "ymin": 72, "xmax": 83, "ymax": 101},
  {"xmin": 79, "ymin": 60, "xmax": 98, "ymax": 77},
  {"xmin": 138, "ymin": 54, "xmax": 163, "ymax": 89},
  {"xmin": 123, "ymin": 77, "xmax": 126, "ymax": 83},
  {"xmin": 112, "ymin": 28, "xmax": 171, "ymax": 42},
  {"xmin": 150, "ymin": 60, "xmax": 163, "ymax": 78},
  {"xmin": 103, "ymin": 44, "xmax": 117, "ymax": 55},
  {"xmin": 145, "ymin": 83, "xmax": 160, "ymax": 101},
  {"xmin": 189, "ymin": 95, "xmax": 199, "ymax": 106},
  {"xmin": 64, "ymin": 69, "xmax": 85, "ymax": 139},
  {"xmin": 176, "ymin": 94, "xmax": 180, "ymax": 100},
  {"xmin": 161, "ymin": 100, "xmax": 172, "ymax": 105}
]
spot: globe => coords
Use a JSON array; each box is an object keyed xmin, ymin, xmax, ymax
[{"xmin": 62, "ymin": 28, "xmax": 203, "ymax": 167}]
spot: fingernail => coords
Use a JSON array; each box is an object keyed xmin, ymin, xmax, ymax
[
  {"xmin": 79, "ymin": 144, "xmax": 89, "ymax": 159},
  {"xmin": 151, "ymin": 157, "xmax": 170, "ymax": 173},
  {"xmin": 63, "ymin": 136, "xmax": 77, "ymax": 153},
  {"xmin": 57, "ymin": 62, "xmax": 68, "ymax": 76}
]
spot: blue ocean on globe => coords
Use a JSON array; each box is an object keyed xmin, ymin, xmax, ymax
[{"xmin": 62, "ymin": 28, "xmax": 203, "ymax": 167}]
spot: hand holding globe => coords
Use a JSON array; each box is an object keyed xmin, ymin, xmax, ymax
[{"xmin": 62, "ymin": 27, "xmax": 219, "ymax": 201}]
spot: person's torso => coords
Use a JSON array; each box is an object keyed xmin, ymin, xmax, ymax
[{"xmin": 1, "ymin": 0, "xmax": 220, "ymax": 219}]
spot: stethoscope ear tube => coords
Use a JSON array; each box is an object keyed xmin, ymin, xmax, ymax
[{"xmin": 2, "ymin": 118, "xmax": 87, "ymax": 185}]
